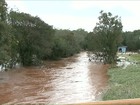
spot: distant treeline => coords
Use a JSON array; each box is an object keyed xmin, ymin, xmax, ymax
[
  {"xmin": 122, "ymin": 30, "xmax": 140, "ymax": 51},
  {"xmin": 0, "ymin": 0, "xmax": 140, "ymax": 69},
  {"xmin": 84, "ymin": 31, "xmax": 140, "ymax": 52}
]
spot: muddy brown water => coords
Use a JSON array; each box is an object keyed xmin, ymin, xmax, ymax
[{"xmin": 0, "ymin": 52, "xmax": 109, "ymax": 104}]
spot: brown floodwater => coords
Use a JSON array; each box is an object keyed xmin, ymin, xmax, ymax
[{"xmin": 0, "ymin": 52, "xmax": 109, "ymax": 104}]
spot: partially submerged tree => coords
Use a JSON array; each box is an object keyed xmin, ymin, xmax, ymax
[{"xmin": 92, "ymin": 11, "xmax": 123, "ymax": 64}]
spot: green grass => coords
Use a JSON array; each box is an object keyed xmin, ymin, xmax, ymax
[
  {"xmin": 129, "ymin": 54, "xmax": 140, "ymax": 62},
  {"xmin": 103, "ymin": 54, "xmax": 140, "ymax": 100}
]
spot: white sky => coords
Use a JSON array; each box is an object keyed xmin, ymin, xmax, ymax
[{"xmin": 6, "ymin": 0, "xmax": 140, "ymax": 32}]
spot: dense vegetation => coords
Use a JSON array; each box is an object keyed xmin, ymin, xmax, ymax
[
  {"xmin": 84, "ymin": 11, "xmax": 140, "ymax": 64},
  {"xmin": 84, "ymin": 11, "xmax": 123, "ymax": 64},
  {"xmin": 0, "ymin": 0, "xmax": 140, "ymax": 70},
  {"xmin": 122, "ymin": 30, "xmax": 140, "ymax": 51},
  {"xmin": 9, "ymin": 11, "xmax": 55, "ymax": 66},
  {"xmin": 0, "ymin": 0, "xmax": 88, "ymax": 69},
  {"xmin": 0, "ymin": 0, "xmax": 12, "ymax": 68},
  {"xmin": 49, "ymin": 29, "xmax": 88, "ymax": 59}
]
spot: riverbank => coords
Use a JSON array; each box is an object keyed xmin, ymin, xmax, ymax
[{"xmin": 103, "ymin": 53, "xmax": 140, "ymax": 100}]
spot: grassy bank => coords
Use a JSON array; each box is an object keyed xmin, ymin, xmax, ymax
[
  {"xmin": 103, "ymin": 53, "xmax": 140, "ymax": 100},
  {"xmin": 129, "ymin": 54, "xmax": 140, "ymax": 62}
]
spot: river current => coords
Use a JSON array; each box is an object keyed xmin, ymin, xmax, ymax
[{"xmin": 0, "ymin": 52, "xmax": 109, "ymax": 104}]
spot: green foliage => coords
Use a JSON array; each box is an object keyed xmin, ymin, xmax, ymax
[
  {"xmin": 0, "ymin": 0, "xmax": 7, "ymax": 21},
  {"xmin": 87, "ymin": 11, "xmax": 123, "ymax": 64},
  {"xmin": 72, "ymin": 28, "xmax": 88, "ymax": 49},
  {"xmin": 50, "ymin": 29, "xmax": 81, "ymax": 59},
  {"xmin": 0, "ymin": 0, "xmax": 12, "ymax": 67},
  {"xmin": 4, "ymin": 0, "xmax": 140, "ymax": 69},
  {"xmin": 9, "ymin": 11, "xmax": 54, "ymax": 66},
  {"xmin": 84, "ymin": 32, "xmax": 95, "ymax": 51},
  {"xmin": 1, "ymin": 0, "xmax": 87, "ymax": 67},
  {"xmin": 122, "ymin": 30, "xmax": 140, "ymax": 51}
]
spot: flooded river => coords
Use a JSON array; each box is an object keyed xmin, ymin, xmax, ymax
[{"xmin": 0, "ymin": 52, "xmax": 109, "ymax": 104}]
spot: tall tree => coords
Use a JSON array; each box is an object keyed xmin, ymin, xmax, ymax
[
  {"xmin": 93, "ymin": 11, "xmax": 123, "ymax": 64},
  {"xmin": 0, "ymin": 0, "xmax": 11, "ymax": 67},
  {"xmin": 9, "ymin": 11, "xmax": 54, "ymax": 66}
]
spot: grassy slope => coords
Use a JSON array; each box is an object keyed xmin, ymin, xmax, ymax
[{"xmin": 103, "ymin": 53, "xmax": 140, "ymax": 100}]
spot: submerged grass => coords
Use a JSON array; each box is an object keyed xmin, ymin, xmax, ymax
[{"xmin": 103, "ymin": 53, "xmax": 140, "ymax": 100}]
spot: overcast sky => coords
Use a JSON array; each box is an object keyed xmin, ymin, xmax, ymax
[{"xmin": 6, "ymin": 0, "xmax": 140, "ymax": 32}]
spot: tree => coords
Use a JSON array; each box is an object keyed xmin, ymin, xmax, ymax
[
  {"xmin": 0, "ymin": 0, "xmax": 12, "ymax": 67},
  {"xmin": 0, "ymin": 0, "xmax": 7, "ymax": 21},
  {"xmin": 84, "ymin": 32, "xmax": 95, "ymax": 51},
  {"xmin": 72, "ymin": 28, "xmax": 88, "ymax": 49},
  {"xmin": 92, "ymin": 11, "xmax": 123, "ymax": 64},
  {"xmin": 9, "ymin": 11, "xmax": 54, "ymax": 66},
  {"xmin": 50, "ymin": 29, "xmax": 81, "ymax": 59}
]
